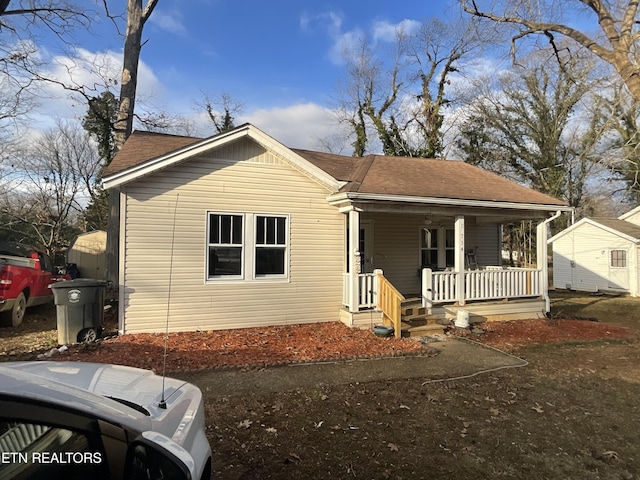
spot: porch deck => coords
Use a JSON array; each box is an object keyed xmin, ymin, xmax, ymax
[{"xmin": 341, "ymin": 268, "xmax": 547, "ymax": 337}]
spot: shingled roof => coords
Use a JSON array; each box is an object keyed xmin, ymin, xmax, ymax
[
  {"xmin": 103, "ymin": 128, "xmax": 567, "ymax": 208},
  {"xmin": 292, "ymin": 148, "xmax": 566, "ymax": 206}
]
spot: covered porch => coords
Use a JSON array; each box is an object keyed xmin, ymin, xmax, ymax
[{"xmin": 332, "ymin": 194, "xmax": 568, "ymax": 338}]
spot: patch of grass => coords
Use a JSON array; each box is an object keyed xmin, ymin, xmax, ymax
[{"xmin": 550, "ymin": 290, "xmax": 640, "ymax": 331}]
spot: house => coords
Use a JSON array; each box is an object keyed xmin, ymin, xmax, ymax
[
  {"xmin": 549, "ymin": 206, "xmax": 640, "ymax": 296},
  {"xmin": 102, "ymin": 124, "xmax": 570, "ymax": 336},
  {"xmin": 67, "ymin": 230, "xmax": 107, "ymax": 279}
]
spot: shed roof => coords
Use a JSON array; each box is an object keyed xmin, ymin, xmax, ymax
[
  {"xmin": 549, "ymin": 217, "xmax": 640, "ymax": 244},
  {"xmin": 103, "ymin": 125, "xmax": 567, "ymax": 209}
]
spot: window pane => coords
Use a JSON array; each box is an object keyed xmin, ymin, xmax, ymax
[
  {"xmin": 209, "ymin": 214, "xmax": 220, "ymax": 244},
  {"xmin": 421, "ymin": 250, "xmax": 438, "ymax": 269},
  {"xmin": 256, "ymin": 248, "xmax": 285, "ymax": 275},
  {"xmin": 421, "ymin": 229, "xmax": 437, "ymax": 248},
  {"xmin": 220, "ymin": 216, "xmax": 231, "ymax": 244},
  {"xmin": 277, "ymin": 217, "xmax": 286, "ymax": 244},
  {"xmin": 266, "ymin": 217, "xmax": 276, "ymax": 244},
  {"xmin": 256, "ymin": 216, "xmax": 265, "ymax": 244},
  {"xmin": 445, "ymin": 250, "xmax": 455, "ymax": 267},
  {"xmin": 209, "ymin": 247, "xmax": 242, "ymax": 276},
  {"xmin": 232, "ymin": 215, "xmax": 243, "ymax": 244},
  {"xmin": 445, "ymin": 229, "xmax": 455, "ymax": 248}
]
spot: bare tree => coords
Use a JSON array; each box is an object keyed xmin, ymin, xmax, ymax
[
  {"xmin": 0, "ymin": 1, "xmax": 92, "ymax": 148},
  {"xmin": 335, "ymin": 16, "xmax": 483, "ymax": 157},
  {"xmin": 0, "ymin": 120, "xmax": 102, "ymax": 258},
  {"xmin": 198, "ymin": 92, "xmax": 243, "ymax": 134},
  {"xmin": 455, "ymin": 50, "xmax": 605, "ymax": 216},
  {"xmin": 461, "ymin": 0, "xmax": 640, "ymax": 102}
]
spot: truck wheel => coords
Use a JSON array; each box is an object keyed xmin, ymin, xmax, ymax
[
  {"xmin": 10, "ymin": 292, "xmax": 26, "ymax": 327},
  {"xmin": 78, "ymin": 328, "xmax": 97, "ymax": 343}
]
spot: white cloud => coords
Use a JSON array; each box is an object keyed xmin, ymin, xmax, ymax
[
  {"xmin": 19, "ymin": 47, "xmax": 164, "ymax": 134},
  {"xmin": 300, "ymin": 11, "xmax": 343, "ymax": 35},
  {"xmin": 150, "ymin": 9, "xmax": 187, "ymax": 35},
  {"xmin": 372, "ymin": 19, "xmax": 421, "ymax": 43},
  {"xmin": 241, "ymin": 103, "xmax": 338, "ymax": 150}
]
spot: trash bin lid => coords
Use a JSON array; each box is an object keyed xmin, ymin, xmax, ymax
[{"xmin": 50, "ymin": 278, "xmax": 108, "ymax": 289}]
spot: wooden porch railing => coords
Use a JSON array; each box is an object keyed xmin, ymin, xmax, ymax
[
  {"xmin": 422, "ymin": 267, "xmax": 543, "ymax": 308},
  {"xmin": 342, "ymin": 272, "xmax": 378, "ymax": 308},
  {"xmin": 375, "ymin": 269, "xmax": 405, "ymax": 338}
]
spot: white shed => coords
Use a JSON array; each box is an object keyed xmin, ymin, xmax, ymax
[
  {"xmin": 549, "ymin": 207, "xmax": 640, "ymax": 296},
  {"xmin": 67, "ymin": 230, "xmax": 107, "ymax": 279}
]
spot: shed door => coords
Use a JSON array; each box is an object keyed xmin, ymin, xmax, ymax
[{"xmin": 608, "ymin": 249, "xmax": 629, "ymax": 290}]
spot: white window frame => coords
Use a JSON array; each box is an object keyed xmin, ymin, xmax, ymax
[
  {"xmin": 206, "ymin": 211, "xmax": 290, "ymax": 283},
  {"xmin": 610, "ymin": 249, "xmax": 627, "ymax": 268},
  {"xmin": 206, "ymin": 212, "xmax": 245, "ymax": 280}
]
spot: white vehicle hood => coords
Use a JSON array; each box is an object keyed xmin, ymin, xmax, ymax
[{"xmin": 5, "ymin": 361, "xmax": 186, "ymax": 413}]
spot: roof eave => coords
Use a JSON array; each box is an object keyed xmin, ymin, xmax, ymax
[{"xmin": 327, "ymin": 191, "xmax": 571, "ymax": 213}]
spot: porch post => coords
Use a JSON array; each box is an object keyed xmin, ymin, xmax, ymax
[
  {"xmin": 348, "ymin": 208, "xmax": 361, "ymax": 313},
  {"xmin": 455, "ymin": 216, "xmax": 465, "ymax": 306},
  {"xmin": 536, "ymin": 220, "xmax": 550, "ymax": 312}
]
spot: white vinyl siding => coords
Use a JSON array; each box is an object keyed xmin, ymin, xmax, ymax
[
  {"xmin": 120, "ymin": 139, "xmax": 343, "ymax": 333},
  {"xmin": 552, "ymin": 222, "xmax": 637, "ymax": 294}
]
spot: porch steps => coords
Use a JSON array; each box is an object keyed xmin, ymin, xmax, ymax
[{"xmin": 400, "ymin": 298, "xmax": 448, "ymax": 338}]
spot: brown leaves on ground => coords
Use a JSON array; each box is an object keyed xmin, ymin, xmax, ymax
[
  {"xmin": 455, "ymin": 318, "xmax": 634, "ymax": 351},
  {"xmin": 58, "ymin": 322, "xmax": 428, "ymax": 373}
]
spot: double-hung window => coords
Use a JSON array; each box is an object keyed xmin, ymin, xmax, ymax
[
  {"xmin": 207, "ymin": 212, "xmax": 288, "ymax": 280},
  {"xmin": 208, "ymin": 214, "xmax": 243, "ymax": 277},
  {"xmin": 255, "ymin": 215, "xmax": 287, "ymax": 276}
]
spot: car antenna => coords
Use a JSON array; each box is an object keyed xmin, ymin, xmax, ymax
[{"xmin": 159, "ymin": 193, "xmax": 180, "ymax": 409}]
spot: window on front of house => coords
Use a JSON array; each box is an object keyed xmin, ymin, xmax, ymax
[
  {"xmin": 255, "ymin": 215, "xmax": 287, "ymax": 276},
  {"xmin": 611, "ymin": 249, "xmax": 627, "ymax": 268},
  {"xmin": 207, "ymin": 212, "xmax": 288, "ymax": 280},
  {"xmin": 208, "ymin": 213, "xmax": 243, "ymax": 277},
  {"xmin": 420, "ymin": 228, "xmax": 438, "ymax": 269},
  {"xmin": 444, "ymin": 228, "xmax": 455, "ymax": 267}
]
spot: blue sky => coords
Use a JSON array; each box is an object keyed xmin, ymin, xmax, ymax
[{"xmin": 24, "ymin": 0, "xmax": 467, "ymax": 150}]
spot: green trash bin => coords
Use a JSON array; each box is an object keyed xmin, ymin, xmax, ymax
[{"xmin": 51, "ymin": 279, "xmax": 107, "ymax": 345}]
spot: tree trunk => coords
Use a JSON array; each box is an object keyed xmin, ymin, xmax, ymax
[{"xmin": 106, "ymin": 0, "xmax": 158, "ymax": 288}]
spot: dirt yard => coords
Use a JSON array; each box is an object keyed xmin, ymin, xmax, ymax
[{"xmin": 1, "ymin": 291, "xmax": 640, "ymax": 479}]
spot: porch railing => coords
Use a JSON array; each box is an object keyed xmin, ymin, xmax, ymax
[
  {"xmin": 422, "ymin": 267, "xmax": 543, "ymax": 308},
  {"xmin": 342, "ymin": 270, "xmax": 404, "ymax": 337},
  {"xmin": 342, "ymin": 272, "xmax": 378, "ymax": 308}
]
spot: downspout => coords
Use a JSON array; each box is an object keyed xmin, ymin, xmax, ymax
[{"xmin": 539, "ymin": 210, "xmax": 563, "ymax": 313}]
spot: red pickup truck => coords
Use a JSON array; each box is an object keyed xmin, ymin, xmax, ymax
[{"xmin": 0, "ymin": 242, "xmax": 69, "ymax": 327}]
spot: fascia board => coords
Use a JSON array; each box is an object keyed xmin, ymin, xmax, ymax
[
  {"xmin": 102, "ymin": 127, "xmax": 252, "ymax": 189},
  {"xmin": 327, "ymin": 192, "xmax": 571, "ymax": 213}
]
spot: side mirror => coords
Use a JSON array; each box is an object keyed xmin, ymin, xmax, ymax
[{"xmin": 125, "ymin": 431, "xmax": 197, "ymax": 480}]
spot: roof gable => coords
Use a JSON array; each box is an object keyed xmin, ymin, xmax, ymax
[
  {"xmin": 549, "ymin": 217, "xmax": 640, "ymax": 244},
  {"xmin": 102, "ymin": 125, "xmax": 342, "ymax": 191}
]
